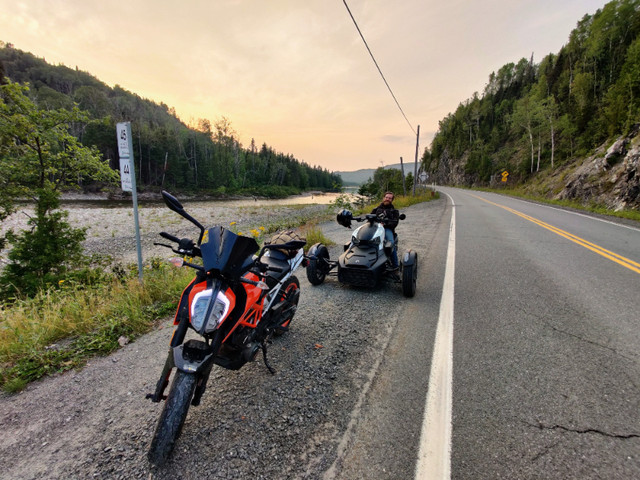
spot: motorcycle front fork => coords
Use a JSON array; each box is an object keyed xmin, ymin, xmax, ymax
[{"xmin": 146, "ymin": 347, "xmax": 214, "ymax": 406}]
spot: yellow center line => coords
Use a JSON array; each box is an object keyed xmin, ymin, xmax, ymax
[{"xmin": 471, "ymin": 194, "xmax": 640, "ymax": 275}]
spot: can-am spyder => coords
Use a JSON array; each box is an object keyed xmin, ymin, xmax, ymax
[
  {"xmin": 305, "ymin": 209, "xmax": 417, "ymax": 297},
  {"xmin": 146, "ymin": 191, "xmax": 306, "ymax": 465}
]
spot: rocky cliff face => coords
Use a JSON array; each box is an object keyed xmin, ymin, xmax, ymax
[
  {"xmin": 431, "ymin": 149, "xmax": 471, "ymax": 186},
  {"xmin": 429, "ymin": 129, "xmax": 640, "ymax": 211},
  {"xmin": 555, "ymin": 128, "xmax": 640, "ymax": 211}
]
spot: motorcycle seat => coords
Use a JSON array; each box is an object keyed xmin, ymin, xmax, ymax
[{"xmin": 258, "ymin": 249, "xmax": 291, "ymax": 288}]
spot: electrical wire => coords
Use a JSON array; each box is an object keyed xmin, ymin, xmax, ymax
[{"xmin": 342, "ymin": 0, "xmax": 416, "ymax": 135}]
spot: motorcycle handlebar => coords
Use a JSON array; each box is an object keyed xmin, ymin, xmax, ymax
[{"xmin": 160, "ymin": 231, "xmax": 180, "ymax": 243}]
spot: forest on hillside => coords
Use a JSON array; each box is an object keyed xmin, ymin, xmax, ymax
[
  {"xmin": 0, "ymin": 42, "xmax": 341, "ymax": 196},
  {"xmin": 423, "ymin": 0, "xmax": 640, "ymax": 186}
]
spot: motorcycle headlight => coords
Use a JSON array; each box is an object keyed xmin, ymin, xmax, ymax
[
  {"xmin": 190, "ymin": 289, "xmax": 231, "ymax": 334},
  {"xmin": 351, "ymin": 234, "xmax": 360, "ymax": 246}
]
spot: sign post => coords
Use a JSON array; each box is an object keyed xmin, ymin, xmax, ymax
[{"xmin": 116, "ymin": 122, "xmax": 144, "ymax": 282}]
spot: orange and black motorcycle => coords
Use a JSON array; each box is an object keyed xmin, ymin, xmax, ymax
[{"xmin": 146, "ymin": 191, "xmax": 306, "ymax": 465}]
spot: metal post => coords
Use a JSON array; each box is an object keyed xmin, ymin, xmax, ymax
[
  {"xmin": 130, "ymin": 170, "xmax": 144, "ymax": 283},
  {"xmin": 413, "ymin": 125, "xmax": 420, "ymax": 196},
  {"xmin": 116, "ymin": 122, "xmax": 144, "ymax": 282},
  {"xmin": 400, "ymin": 157, "xmax": 406, "ymax": 196}
]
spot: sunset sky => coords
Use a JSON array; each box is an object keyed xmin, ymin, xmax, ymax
[{"xmin": 1, "ymin": 0, "xmax": 608, "ymax": 172}]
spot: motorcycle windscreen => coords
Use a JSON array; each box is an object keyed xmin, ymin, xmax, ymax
[{"xmin": 200, "ymin": 226, "xmax": 259, "ymax": 277}]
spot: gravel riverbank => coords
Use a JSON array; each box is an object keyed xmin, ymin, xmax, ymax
[{"xmin": 0, "ymin": 196, "xmax": 338, "ymax": 268}]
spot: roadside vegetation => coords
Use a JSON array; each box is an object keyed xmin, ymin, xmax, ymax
[
  {"xmin": 0, "ymin": 261, "xmax": 192, "ymax": 393},
  {"xmin": 422, "ymin": 0, "xmax": 640, "ymax": 186}
]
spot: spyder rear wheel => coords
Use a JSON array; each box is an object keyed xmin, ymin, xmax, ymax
[
  {"xmin": 148, "ymin": 370, "xmax": 197, "ymax": 466},
  {"xmin": 274, "ymin": 276, "xmax": 300, "ymax": 336},
  {"xmin": 402, "ymin": 252, "xmax": 417, "ymax": 298}
]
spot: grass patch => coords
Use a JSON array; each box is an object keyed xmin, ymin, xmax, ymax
[
  {"xmin": 0, "ymin": 261, "xmax": 192, "ymax": 392},
  {"xmin": 299, "ymin": 223, "xmax": 335, "ymax": 251}
]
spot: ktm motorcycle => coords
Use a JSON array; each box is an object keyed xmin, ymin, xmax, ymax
[{"xmin": 146, "ymin": 191, "xmax": 306, "ymax": 465}]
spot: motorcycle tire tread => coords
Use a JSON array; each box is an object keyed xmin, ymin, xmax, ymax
[{"xmin": 148, "ymin": 371, "xmax": 197, "ymax": 466}]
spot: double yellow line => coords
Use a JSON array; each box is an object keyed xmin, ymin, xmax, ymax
[{"xmin": 472, "ymin": 194, "xmax": 640, "ymax": 275}]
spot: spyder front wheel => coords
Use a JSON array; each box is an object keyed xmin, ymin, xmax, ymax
[
  {"xmin": 306, "ymin": 244, "xmax": 329, "ymax": 286},
  {"xmin": 401, "ymin": 251, "xmax": 417, "ymax": 298}
]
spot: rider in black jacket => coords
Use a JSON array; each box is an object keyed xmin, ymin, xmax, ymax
[{"xmin": 371, "ymin": 191, "xmax": 399, "ymax": 269}]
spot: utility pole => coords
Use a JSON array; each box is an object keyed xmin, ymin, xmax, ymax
[
  {"xmin": 400, "ymin": 157, "xmax": 406, "ymax": 196},
  {"xmin": 413, "ymin": 125, "xmax": 420, "ymax": 196}
]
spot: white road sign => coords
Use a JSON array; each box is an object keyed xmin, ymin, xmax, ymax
[
  {"xmin": 119, "ymin": 157, "xmax": 133, "ymax": 192},
  {"xmin": 116, "ymin": 123, "xmax": 130, "ymax": 158}
]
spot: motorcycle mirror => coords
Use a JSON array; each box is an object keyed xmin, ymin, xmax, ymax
[
  {"xmin": 161, "ymin": 190, "xmax": 206, "ymax": 244},
  {"xmin": 399, "ymin": 213, "xmax": 406, "ymax": 220},
  {"xmin": 161, "ymin": 190, "xmax": 185, "ymax": 214}
]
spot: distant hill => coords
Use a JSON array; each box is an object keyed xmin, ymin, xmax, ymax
[{"xmin": 337, "ymin": 162, "xmax": 417, "ymax": 186}]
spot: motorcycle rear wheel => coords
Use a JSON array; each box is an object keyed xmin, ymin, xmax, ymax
[
  {"xmin": 274, "ymin": 276, "xmax": 300, "ymax": 336},
  {"xmin": 148, "ymin": 370, "xmax": 197, "ymax": 466}
]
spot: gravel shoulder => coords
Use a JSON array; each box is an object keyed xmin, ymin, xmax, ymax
[{"xmin": 0, "ymin": 197, "xmax": 447, "ymax": 480}]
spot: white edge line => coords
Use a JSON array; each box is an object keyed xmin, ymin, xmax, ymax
[{"xmin": 415, "ymin": 192, "xmax": 455, "ymax": 480}]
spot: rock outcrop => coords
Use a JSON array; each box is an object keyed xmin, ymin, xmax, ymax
[
  {"xmin": 556, "ymin": 128, "xmax": 640, "ymax": 211},
  {"xmin": 428, "ymin": 128, "xmax": 640, "ymax": 211}
]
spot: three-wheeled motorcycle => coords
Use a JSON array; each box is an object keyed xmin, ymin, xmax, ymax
[{"xmin": 306, "ymin": 209, "xmax": 417, "ymax": 297}]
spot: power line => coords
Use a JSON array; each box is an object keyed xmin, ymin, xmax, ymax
[{"xmin": 342, "ymin": 0, "xmax": 416, "ymax": 135}]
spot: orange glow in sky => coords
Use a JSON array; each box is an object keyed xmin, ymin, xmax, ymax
[{"xmin": 1, "ymin": 0, "xmax": 607, "ymax": 171}]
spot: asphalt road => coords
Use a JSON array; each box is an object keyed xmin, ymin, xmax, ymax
[
  {"xmin": 325, "ymin": 187, "xmax": 640, "ymax": 479},
  {"xmin": 428, "ymin": 187, "xmax": 640, "ymax": 479}
]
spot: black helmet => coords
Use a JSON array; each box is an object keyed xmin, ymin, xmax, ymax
[{"xmin": 336, "ymin": 209, "xmax": 353, "ymax": 228}]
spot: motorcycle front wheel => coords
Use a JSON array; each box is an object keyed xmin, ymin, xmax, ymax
[
  {"xmin": 148, "ymin": 370, "xmax": 197, "ymax": 466},
  {"xmin": 402, "ymin": 251, "xmax": 418, "ymax": 298}
]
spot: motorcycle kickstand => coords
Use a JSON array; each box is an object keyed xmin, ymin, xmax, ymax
[{"xmin": 261, "ymin": 340, "xmax": 276, "ymax": 375}]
